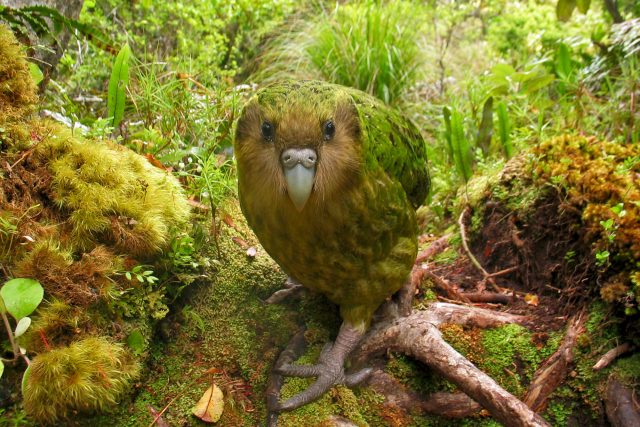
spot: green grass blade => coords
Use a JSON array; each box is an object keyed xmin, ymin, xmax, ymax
[
  {"xmin": 450, "ymin": 109, "xmax": 473, "ymax": 182},
  {"xmin": 476, "ymin": 96, "xmax": 494, "ymax": 155},
  {"xmin": 497, "ymin": 101, "xmax": 513, "ymax": 159},
  {"xmin": 556, "ymin": 0, "xmax": 577, "ymax": 22},
  {"xmin": 107, "ymin": 43, "xmax": 132, "ymax": 129}
]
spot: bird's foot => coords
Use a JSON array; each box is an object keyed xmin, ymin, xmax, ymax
[
  {"xmin": 265, "ymin": 277, "xmax": 304, "ymax": 304},
  {"xmin": 272, "ymin": 322, "xmax": 370, "ymax": 412}
]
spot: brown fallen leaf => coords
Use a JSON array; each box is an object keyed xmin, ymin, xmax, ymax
[
  {"xmin": 193, "ymin": 384, "xmax": 224, "ymax": 423},
  {"xmin": 147, "ymin": 404, "xmax": 170, "ymax": 427},
  {"xmin": 232, "ymin": 236, "xmax": 249, "ymax": 249},
  {"xmin": 222, "ymin": 213, "xmax": 236, "ymax": 229}
]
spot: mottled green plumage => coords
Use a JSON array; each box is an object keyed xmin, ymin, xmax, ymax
[{"xmin": 234, "ymin": 80, "xmax": 429, "ymax": 330}]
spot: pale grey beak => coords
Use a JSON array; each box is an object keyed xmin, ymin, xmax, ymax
[{"xmin": 281, "ymin": 148, "xmax": 317, "ymax": 211}]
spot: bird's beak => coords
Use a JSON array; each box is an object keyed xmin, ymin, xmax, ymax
[{"xmin": 281, "ymin": 147, "xmax": 317, "ymax": 211}]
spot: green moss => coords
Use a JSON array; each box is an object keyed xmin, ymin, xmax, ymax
[
  {"xmin": 480, "ymin": 324, "xmax": 561, "ymax": 396},
  {"xmin": 0, "ymin": 25, "xmax": 38, "ymax": 127},
  {"xmin": 23, "ymin": 337, "xmax": 140, "ymax": 423}
]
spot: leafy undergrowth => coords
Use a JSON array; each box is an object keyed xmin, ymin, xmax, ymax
[{"xmin": 0, "ymin": 25, "xmax": 194, "ymax": 424}]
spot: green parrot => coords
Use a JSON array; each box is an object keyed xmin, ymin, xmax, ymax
[{"xmin": 234, "ymin": 79, "xmax": 429, "ymax": 411}]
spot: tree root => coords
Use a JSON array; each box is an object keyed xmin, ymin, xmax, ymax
[
  {"xmin": 354, "ymin": 303, "xmax": 550, "ymax": 427},
  {"xmin": 523, "ymin": 313, "xmax": 586, "ymax": 412},
  {"xmin": 605, "ymin": 376, "xmax": 640, "ymax": 427},
  {"xmin": 266, "ymin": 328, "xmax": 307, "ymax": 427},
  {"xmin": 366, "ymin": 368, "xmax": 482, "ymax": 418}
]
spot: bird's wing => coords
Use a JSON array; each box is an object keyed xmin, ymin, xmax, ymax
[{"xmin": 349, "ymin": 89, "xmax": 430, "ymax": 208}]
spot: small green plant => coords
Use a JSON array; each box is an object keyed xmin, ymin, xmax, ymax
[
  {"xmin": 443, "ymin": 106, "xmax": 474, "ymax": 184},
  {"xmin": 120, "ymin": 265, "xmax": 158, "ymax": 285},
  {"xmin": 0, "ymin": 278, "xmax": 44, "ymax": 379},
  {"xmin": 107, "ymin": 42, "xmax": 132, "ymax": 131}
]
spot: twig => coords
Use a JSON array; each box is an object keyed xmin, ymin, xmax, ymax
[
  {"xmin": 593, "ymin": 343, "xmax": 633, "ymax": 371},
  {"xmin": 458, "ymin": 207, "xmax": 501, "ymax": 291}
]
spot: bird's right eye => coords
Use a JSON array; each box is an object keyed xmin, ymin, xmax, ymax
[{"xmin": 261, "ymin": 121, "xmax": 274, "ymax": 142}]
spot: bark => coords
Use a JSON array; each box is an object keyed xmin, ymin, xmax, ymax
[
  {"xmin": 603, "ymin": 0, "xmax": 624, "ymax": 24},
  {"xmin": 593, "ymin": 343, "xmax": 632, "ymax": 371},
  {"xmin": 366, "ymin": 369, "xmax": 482, "ymax": 418},
  {"xmin": 523, "ymin": 314, "xmax": 586, "ymax": 412},
  {"xmin": 0, "ymin": 0, "xmax": 85, "ymax": 88},
  {"xmin": 605, "ymin": 376, "xmax": 640, "ymax": 427},
  {"xmin": 355, "ymin": 304, "xmax": 549, "ymax": 427}
]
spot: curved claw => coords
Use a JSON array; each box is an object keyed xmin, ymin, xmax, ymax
[{"xmin": 272, "ymin": 322, "xmax": 366, "ymax": 413}]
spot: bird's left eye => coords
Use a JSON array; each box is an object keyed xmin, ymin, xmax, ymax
[
  {"xmin": 261, "ymin": 121, "xmax": 275, "ymax": 142},
  {"xmin": 323, "ymin": 120, "xmax": 335, "ymax": 141}
]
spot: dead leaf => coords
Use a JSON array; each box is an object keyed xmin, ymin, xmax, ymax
[
  {"xmin": 222, "ymin": 213, "xmax": 236, "ymax": 229},
  {"xmin": 144, "ymin": 153, "xmax": 166, "ymax": 169},
  {"xmin": 232, "ymin": 236, "xmax": 248, "ymax": 249},
  {"xmin": 246, "ymin": 247, "xmax": 257, "ymax": 258},
  {"xmin": 147, "ymin": 404, "xmax": 170, "ymax": 427},
  {"xmin": 524, "ymin": 293, "xmax": 539, "ymax": 306},
  {"xmin": 193, "ymin": 384, "xmax": 224, "ymax": 423}
]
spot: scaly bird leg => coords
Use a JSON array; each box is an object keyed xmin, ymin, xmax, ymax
[{"xmin": 273, "ymin": 322, "xmax": 371, "ymax": 412}]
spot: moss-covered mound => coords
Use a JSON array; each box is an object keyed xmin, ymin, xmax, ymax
[
  {"xmin": 0, "ymin": 24, "xmax": 191, "ymax": 423},
  {"xmin": 470, "ymin": 135, "xmax": 639, "ymax": 315}
]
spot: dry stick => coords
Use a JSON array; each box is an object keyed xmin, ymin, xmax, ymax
[
  {"xmin": 356, "ymin": 304, "xmax": 549, "ymax": 427},
  {"xmin": 593, "ymin": 343, "xmax": 633, "ymax": 371},
  {"xmin": 523, "ymin": 313, "xmax": 586, "ymax": 412}
]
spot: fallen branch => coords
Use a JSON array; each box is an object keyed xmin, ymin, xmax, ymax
[
  {"xmin": 464, "ymin": 292, "xmax": 513, "ymax": 305},
  {"xmin": 523, "ymin": 313, "xmax": 586, "ymax": 412},
  {"xmin": 593, "ymin": 343, "xmax": 633, "ymax": 371},
  {"xmin": 354, "ymin": 304, "xmax": 548, "ymax": 427}
]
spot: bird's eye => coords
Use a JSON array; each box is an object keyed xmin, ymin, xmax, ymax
[
  {"xmin": 261, "ymin": 121, "xmax": 274, "ymax": 141},
  {"xmin": 323, "ymin": 120, "xmax": 335, "ymax": 141}
]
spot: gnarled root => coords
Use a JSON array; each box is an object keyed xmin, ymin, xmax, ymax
[{"xmin": 354, "ymin": 303, "xmax": 550, "ymax": 427}]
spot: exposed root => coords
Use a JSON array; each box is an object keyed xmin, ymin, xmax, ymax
[
  {"xmin": 605, "ymin": 376, "xmax": 640, "ymax": 427},
  {"xmin": 593, "ymin": 343, "xmax": 633, "ymax": 371},
  {"xmin": 523, "ymin": 313, "xmax": 586, "ymax": 412},
  {"xmin": 266, "ymin": 328, "xmax": 307, "ymax": 427},
  {"xmin": 396, "ymin": 236, "xmax": 454, "ymax": 316},
  {"xmin": 354, "ymin": 304, "xmax": 549, "ymax": 427},
  {"xmin": 366, "ymin": 369, "xmax": 482, "ymax": 418},
  {"xmin": 459, "ymin": 207, "xmax": 503, "ymax": 292}
]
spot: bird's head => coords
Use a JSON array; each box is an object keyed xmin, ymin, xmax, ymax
[{"xmin": 234, "ymin": 80, "xmax": 363, "ymax": 212}]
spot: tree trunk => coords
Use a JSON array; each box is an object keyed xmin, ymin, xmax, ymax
[{"xmin": 0, "ymin": 0, "xmax": 85, "ymax": 88}]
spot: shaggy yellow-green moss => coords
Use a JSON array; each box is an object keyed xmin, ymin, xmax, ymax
[
  {"xmin": 0, "ymin": 25, "xmax": 192, "ymax": 424},
  {"xmin": 29, "ymin": 121, "xmax": 191, "ymax": 256},
  {"xmin": 22, "ymin": 337, "xmax": 140, "ymax": 423},
  {"xmin": 0, "ymin": 24, "xmax": 37, "ymax": 124}
]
